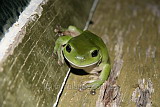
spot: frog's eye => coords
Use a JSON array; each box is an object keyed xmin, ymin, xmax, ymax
[
  {"xmin": 91, "ymin": 50, "xmax": 99, "ymax": 57},
  {"xmin": 66, "ymin": 44, "xmax": 71, "ymax": 53}
]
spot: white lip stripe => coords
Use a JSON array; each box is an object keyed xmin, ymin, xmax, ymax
[
  {"xmin": 0, "ymin": 0, "xmax": 47, "ymax": 63},
  {"xmin": 64, "ymin": 55, "xmax": 99, "ymax": 67}
]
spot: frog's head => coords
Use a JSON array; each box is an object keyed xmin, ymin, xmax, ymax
[{"xmin": 63, "ymin": 42, "xmax": 102, "ymax": 67}]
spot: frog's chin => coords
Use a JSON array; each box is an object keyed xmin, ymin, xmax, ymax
[{"xmin": 64, "ymin": 57, "xmax": 99, "ymax": 68}]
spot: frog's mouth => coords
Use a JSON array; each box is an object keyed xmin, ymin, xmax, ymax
[{"xmin": 64, "ymin": 54, "xmax": 101, "ymax": 68}]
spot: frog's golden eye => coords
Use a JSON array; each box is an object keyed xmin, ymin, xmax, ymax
[
  {"xmin": 91, "ymin": 50, "xmax": 99, "ymax": 57},
  {"xmin": 66, "ymin": 44, "xmax": 71, "ymax": 53}
]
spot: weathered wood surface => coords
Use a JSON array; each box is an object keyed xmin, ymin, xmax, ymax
[
  {"xmin": 59, "ymin": 0, "xmax": 160, "ymax": 107},
  {"xmin": 0, "ymin": 0, "xmax": 93, "ymax": 107}
]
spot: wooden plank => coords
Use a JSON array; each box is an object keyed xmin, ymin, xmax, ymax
[
  {"xmin": 90, "ymin": 0, "xmax": 160, "ymax": 106},
  {"xmin": 0, "ymin": 0, "xmax": 93, "ymax": 106},
  {"xmin": 59, "ymin": 0, "xmax": 160, "ymax": 106}
]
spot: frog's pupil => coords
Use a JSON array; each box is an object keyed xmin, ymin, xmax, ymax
[
  {"xmin": 91, "ymin": 50, "xmax": 99, "ymax": 57},
  {"xmin": 66, "ymin": 44, "xmax": 71, "ymax": 53}
]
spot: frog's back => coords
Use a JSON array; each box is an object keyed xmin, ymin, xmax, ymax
[{"xmin": 82, "ymin": 30, "xmax": 107, "ymax": 50}]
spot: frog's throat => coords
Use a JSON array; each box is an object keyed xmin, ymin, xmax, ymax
[{"xmin": 64, "ymin": 55, "xmax": 101, "ymax": 68}]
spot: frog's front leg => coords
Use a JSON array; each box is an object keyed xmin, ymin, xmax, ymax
[
  {"xmin": 89, "ymin": 66, "xmax": 103, "ymax": 75},
  {"xmin": 54, "ymin": 35, "xmax": 72, "ymax": 65},
  {"xmin": 84, "ymin": 63, "xmax": 111, "ymax": 90}
]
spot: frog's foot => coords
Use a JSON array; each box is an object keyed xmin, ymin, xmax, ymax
[
  {"xmin": 80, "ymin": 80, "xmax": 97, "ymax": 91},
  {"xmin": 83, "ymin": 79, "xmax": 104, "ymax": 90},
  {"xmin": 54, "ymin": 52, "xmax": 64, "ymax": 66},
  {"xmin": 53, "ymin": 53, "xmax": 63, "ymax": 65},
  {"xmin": 54, "ymin": 26, "xmax": 65, "ymax": 36},
  {"xmin": 90, "ymin": 66, "xmax": 103, "ymax": 75},
  {"xmin": 79, "ymin": 80, "xmax": 96, "ymax": 91},
  {"xmin": 89, "ymin": 75, "xmax": 99, "ymax": 80},
  {"xmin": 56, "ymin": 50, "xmax": 65, "ymax": 65},
  {"xmin": 57, "ymin": 59, "xmax": 64, "ymax": 65},
  {"xmin": 54, "ymin": 25, "xmax": 76, "ymax": 37},
  {"xmin": 54, "ymin": 25, "xmax": 61, "ymax": 32},
  {"xmin": 82, "ymin": 80, "xmax": 96, "ymax": 85}
]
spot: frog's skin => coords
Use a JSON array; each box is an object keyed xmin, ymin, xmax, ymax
[{"xmin": 54, "ymin": 26, "xmax": 111, "ymax": 90}]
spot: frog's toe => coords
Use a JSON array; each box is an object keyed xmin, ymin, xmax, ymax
[
  {"xmin": 54, "ymin": 28, "xmax": 59, "ymax": 33},
  {"xmin": 58, "ymin": 60, "xmax": 62, "ymax": 65},
  {"xmin": 84, "ymin": 80, "xmax": 104, "ymax": 90},
  {"xmin": 57, "ymin": 59, "xmax": 65, "ymax": 65},
  {"xmin": 54, "ymin": 26, "xmax": 65, "ymax": 36},
  {"xmin": 82, "ymin": 80, "xmax": 96, "ymax": 86},
  {"xmin": 78, "ymin": 80, "xmax": 95, "ymax": 91},
  {"xmin": 54, "ymin": 25, "xmax": 62, "ymax": 32},
  {"xmin": 90, "ymin": 67, "xmax": 102, "ymax": 75},
  {"xmin": 89, "ymin": 75, "xmax": 99, "ymax": 80}
]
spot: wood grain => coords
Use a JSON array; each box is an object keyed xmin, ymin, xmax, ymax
[
  {"xmin": 59, "ymin": 0, "xmax": 160, "ymax": 106},
  {"xmin": 0, "ymin": 0, "xmax": 93, "ymax": 107},
  {"xmin": 89, "ymin": 0, "xmax": 160, "ymax": 106}
]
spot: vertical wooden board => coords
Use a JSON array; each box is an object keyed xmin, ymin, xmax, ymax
[
  {"xmin": 0, "ymin": 0, "xmax": 93, "ymax": 107},
  {"xmin": 88, "ymin": 0, "xmax": 160, "ymax": 106}
]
